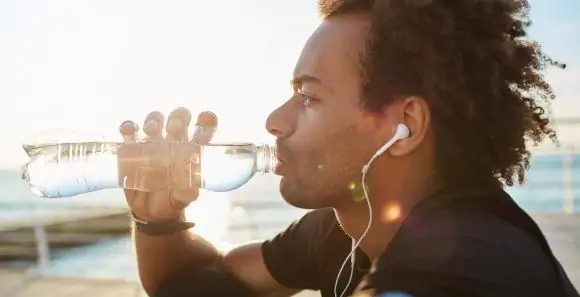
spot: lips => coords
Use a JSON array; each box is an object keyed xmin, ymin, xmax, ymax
[
  {"xmin": 274, "ymin": 141, "xmax": 289, "ymax": 175},
  {"xmin": 274, "ymin": 158, "xmax": 286, "ymax": 175}
]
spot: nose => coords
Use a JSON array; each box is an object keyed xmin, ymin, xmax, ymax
[{"xmin": 266, "ymin": 101, "xmax": 296, "ymax": 139}]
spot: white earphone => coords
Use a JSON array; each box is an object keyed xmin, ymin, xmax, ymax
[{"xmin": 334, "ymin": 123, "xmax": 410, "ymax": 297}]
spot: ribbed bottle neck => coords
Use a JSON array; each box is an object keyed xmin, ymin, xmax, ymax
[{"xmin": 256, "ymin": 144, "xmax": 277, "ymax": 173}]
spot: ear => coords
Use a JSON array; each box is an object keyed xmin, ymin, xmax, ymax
[{"xmin": 388, "ymin": 96, "xmax": 431, "ymax": 157}]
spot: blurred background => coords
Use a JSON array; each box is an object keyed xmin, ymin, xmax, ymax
[{"xmin": 0, "ymin": 0, "xmax": 578, "ymax": 296}]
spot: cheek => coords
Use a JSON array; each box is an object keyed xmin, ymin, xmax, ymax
[
  {"xmin": 319, "ymin": 138, "xmax": 370, "ymax": 178},
  {"xmin": 295, "ymin": 139, "xmax": 371, "ymax": 204},
  {"xmin": 289, "ymin": 105, "xmax": 376, "ymax": 172},
  {"xmin": 294, "ymin": 123, "xmax": 373, "ymax": 179}
]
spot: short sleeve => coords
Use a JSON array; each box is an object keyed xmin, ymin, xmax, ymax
[{"xmin": 261, "ymin": 208, "xmax": 338, "ymax": 290}]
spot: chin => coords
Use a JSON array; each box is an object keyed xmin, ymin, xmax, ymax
[
  {"xmin": 280, "ymin": 195, "xmax": 319, "ymax": 210},
  {"xmin": 279, "ymin": 178, "xmax": 333, "ymax": 210}
]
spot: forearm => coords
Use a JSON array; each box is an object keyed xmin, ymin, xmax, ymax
[{"xmin": 133, "ymin": 224, "xmax": 221, "ymax": 295}]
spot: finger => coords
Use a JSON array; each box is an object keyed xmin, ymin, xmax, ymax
[
  {"xmin": 191, "ymin": 111, "xmax": 218, "ymax": 145},
  {"xmin": 143, "ymin": 111, "xmax": 165, "ymax": 142},
  {"xmin": 165, "ymin": 107, "xmax": 192, "ymax": 142},
  {"xmin": 125, "ymin": 167, "xmax": 169, "ymax": 206},
  {"xmin": 118, "ymin": 121, "xmax": 141, "ymax": 188},
  {"xmin": 119, "ymin": 120, "xmax": 139, "ymax": 142}
]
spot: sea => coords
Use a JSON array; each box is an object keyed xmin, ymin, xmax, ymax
[{"xmin": 0, "ymin": 151, "xmax": 578, "ymax": 281}]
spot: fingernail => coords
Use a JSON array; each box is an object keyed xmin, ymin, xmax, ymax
[
  {"xmin": 119, "ymin": 121, "xmax": 137, "ymax": 135},
  {"xmin": 145, "ymin": 111, "xmax": 164, "ymax": 124},
  {"xmin": 121, "ymin": 120, "xmax": 135, "ymax": 126},
  {"xmin": 196, "ymin": 111, "xmax": 218, "ymax": 127},
  {"xmin": 144, "ymin": 120, "xmax": 159, "ymax": 133},
  {"xmin": 167, "ymin": 118, "xmax": 184, "ymax": 133},
  {"xmin": 169, "ymin": 107, "xmax": 192, "ymax": 124}
]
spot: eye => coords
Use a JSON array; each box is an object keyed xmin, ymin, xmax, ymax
[{"xmin": 297, "ymin": 90, "xmax": 316, "ymax": 106}]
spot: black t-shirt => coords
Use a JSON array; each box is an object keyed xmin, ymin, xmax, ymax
[{"xmin": 261, "ymin": 187, "xmax": 579, "ymax": 297}]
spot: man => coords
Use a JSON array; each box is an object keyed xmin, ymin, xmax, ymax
[{"xmin": 119, "ymin": 0, "xmax": 577, "ymax": 296}]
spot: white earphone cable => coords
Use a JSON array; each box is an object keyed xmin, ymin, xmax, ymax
[
  {"xmin": 333, "ymin": 153, "xmax": 377, "ymax": 297},
  {"xmin": 333, "ymin": 124, "xmax": 409, "ymax": 297}
]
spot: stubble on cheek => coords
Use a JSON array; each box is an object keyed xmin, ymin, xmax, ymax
[{"xmin": 297, "ymin": 123, "xmax": 374, "ymax": 191}]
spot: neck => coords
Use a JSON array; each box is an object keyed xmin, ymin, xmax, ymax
[{"xmin": 334, "ymin": 162, "xmax": 439, "ymax": 260}]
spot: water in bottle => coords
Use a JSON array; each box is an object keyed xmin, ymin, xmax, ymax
[{"xmin": 21, "ymin": 138, "xmax": 277, "ymax": 198}]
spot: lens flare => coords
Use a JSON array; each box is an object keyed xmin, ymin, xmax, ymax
[
  {"xmin": 382, "ymin": 203, "xmax": 401, "ymax": 222},
  {"xmin": 349, "ymin": 181, "xmax": 366, "ymax": 202}
]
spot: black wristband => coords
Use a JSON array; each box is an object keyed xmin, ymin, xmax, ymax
[{"xmin": 132, "ymin": 213, "xmax": 195, "ymax": 236}]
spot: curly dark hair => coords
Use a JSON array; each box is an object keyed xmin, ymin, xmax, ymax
[{"xmin": 318, "ymin": 0, "xmax": 566, "ymax": 187}]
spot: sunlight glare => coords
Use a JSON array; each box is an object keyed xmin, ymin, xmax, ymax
[
  {"xmin": 185, "ymin": 190, "xmax": 233, "ymax": 250},
  {"xmin": 381, "ymin": 203, "xmax": 402, "ymax": 222}
]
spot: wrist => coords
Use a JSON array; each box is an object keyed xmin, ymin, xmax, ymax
[
  {"xmin": 131, "ymin": 211, "xmax": 185, "ymax": 224},
  {"xmin": 131, "ymin": 212, "xmax": 194, "ymax": 236}
]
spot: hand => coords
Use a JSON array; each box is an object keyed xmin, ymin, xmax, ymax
[{"xmin": 118, "ymin": 107, "xmax": 218, "ymax": 222}]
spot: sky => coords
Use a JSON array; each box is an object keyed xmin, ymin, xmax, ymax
[{"xmin": 0, "ymin": 0, "xmax": 578, "ymax": 168}]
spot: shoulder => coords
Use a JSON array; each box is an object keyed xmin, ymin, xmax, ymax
[
  {"xmin": 356, "ymin": 193, "xmax": 562, "ymax": 296},
  {"xmin": 387, "ymin": 209, "xmax": 552, "ymax": 273}
]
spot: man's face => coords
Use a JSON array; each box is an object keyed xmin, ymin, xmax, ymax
[{"xmin": 266, "ymin": 14, "xmax": 383, "ymax": 209}]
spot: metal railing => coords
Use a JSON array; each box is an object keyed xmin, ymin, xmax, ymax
[
  {"xmin": 562, "ymin": 146, "xmax": 576, "ymax": 213},
  {"xmin": 511, "ymin": 117, "xmax": 579, "ymax": 214}
]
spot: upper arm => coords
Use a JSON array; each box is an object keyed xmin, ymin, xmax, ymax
[
  {"xmin": 222, "ymin": 241, "xmax": 302, "ymax": 297},
  {"xmin": 223, "ymin": 209, "xmax": 335, "ymax": 296}
]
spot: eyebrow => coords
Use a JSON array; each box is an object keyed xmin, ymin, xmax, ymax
[{"xmin": 290, "ymin": 74, "xmax": 323, "ymax": 90}]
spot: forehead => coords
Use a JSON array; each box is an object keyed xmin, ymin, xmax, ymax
[{"xmin": 294, "ymin": 14, "xmax": 370, "ymax": 86}]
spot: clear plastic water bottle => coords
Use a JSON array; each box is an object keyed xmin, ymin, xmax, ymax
[{"xmin": 20, "ymin": 130, "xmax": 277, "ymax": 198}]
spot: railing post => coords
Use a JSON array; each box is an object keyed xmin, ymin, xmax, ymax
[
  {"xmin": 562, "ymin": 145, "xmax": 575, "ymax": 214},
  {"xmin": 33, "ymin": 224, "xmax": 51, "ymax": 270},
  {"xmin": 229, "ymin": 205, "xmax": 259, "ymax": 241}
]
